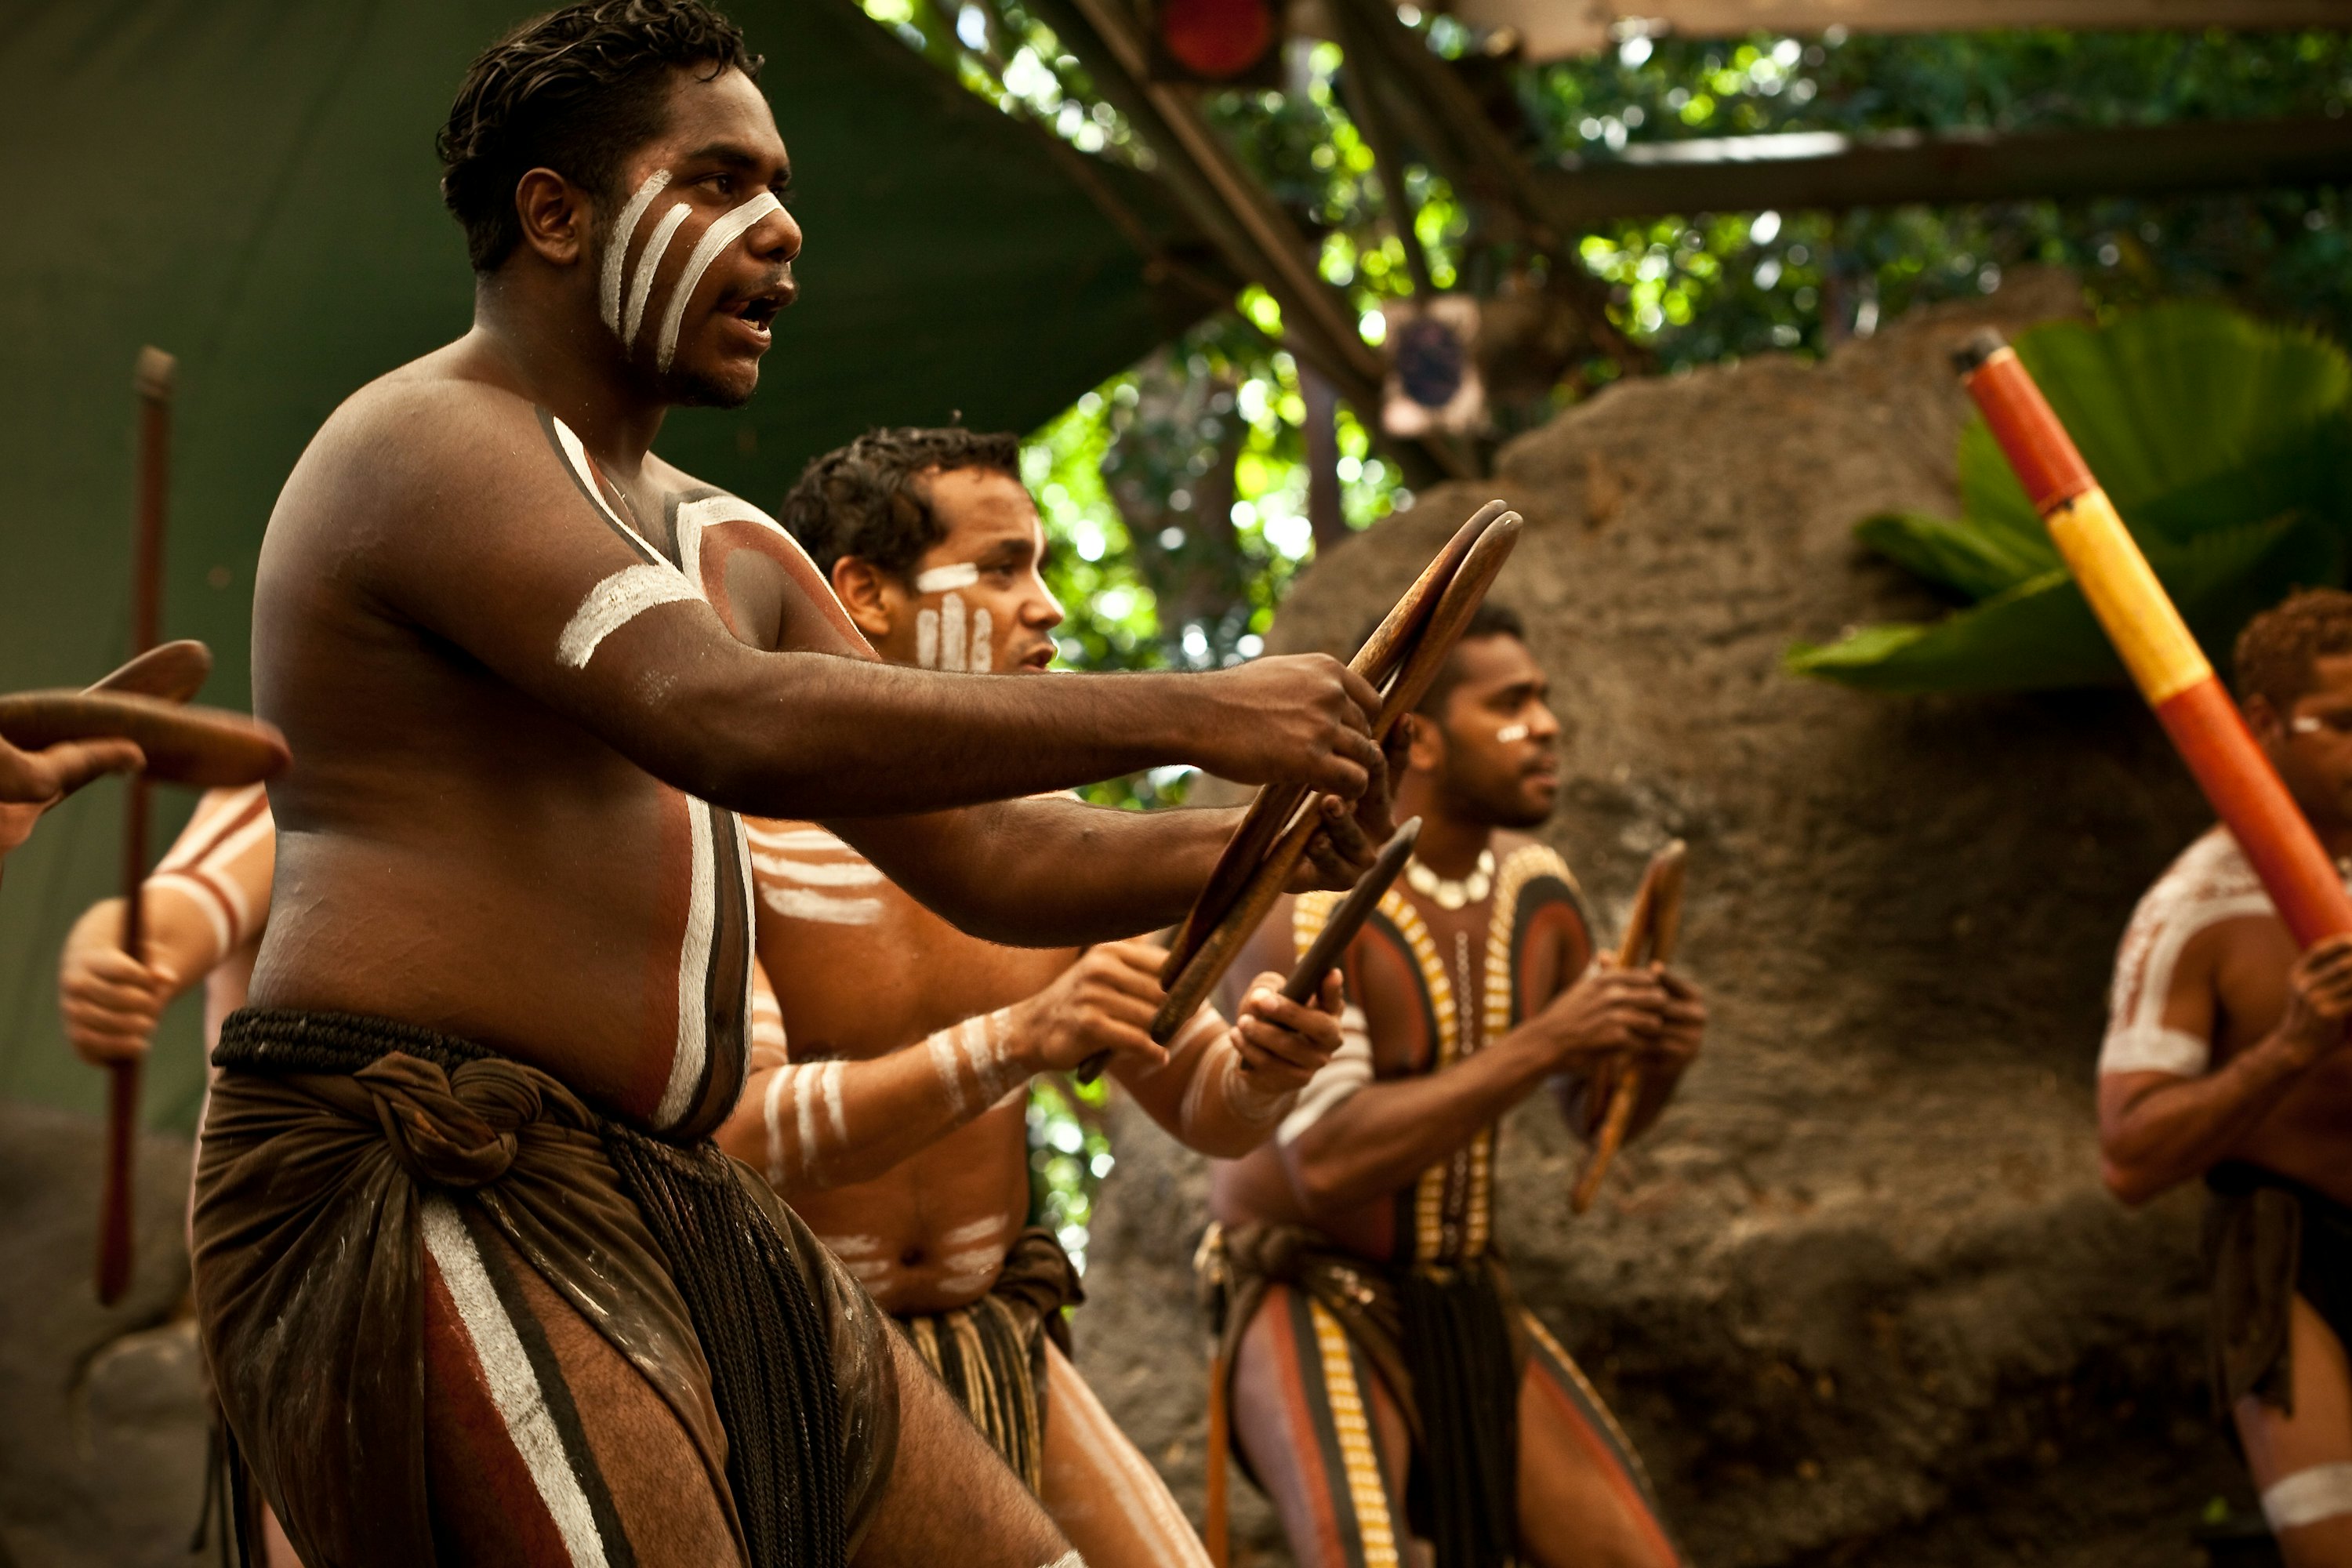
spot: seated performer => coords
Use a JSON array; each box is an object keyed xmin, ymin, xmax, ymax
[
  {"xmin": 714, "ymin": 426, "xmax": 1348, "ymax": 1568},
  {"xmin": 2100, "ymin": 589, "xmax": 2352, "ymax": 1568},
  {"xmin": 198, "ymin": 5, "xmax": 1394, "ymax": 1567},
  {"xmin": 1206, "ymin": 603, "xmax": 1705, "ymax": 1568}
]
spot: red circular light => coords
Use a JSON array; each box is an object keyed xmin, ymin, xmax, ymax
[{"xmin": 1160, "ymin": 0, "xmax": 1273, "ymax": 78}]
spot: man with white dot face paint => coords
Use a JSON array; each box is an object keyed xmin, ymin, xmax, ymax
[
  {"xmin": 2100, "ymin": 589, "xmax": 2352, "ymax": 1568},
  {"xmin": 710, "ymin": 427, "xmax": 1351, "ymax": 1568},
  {"xmin": 197, "ymin": 6, "xmax": 1403, "ymax": 1568}
]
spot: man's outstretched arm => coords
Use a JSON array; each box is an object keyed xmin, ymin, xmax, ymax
[{"xmin": 332, "ymin": 383, "xmax": 1383, "ymax": 822}]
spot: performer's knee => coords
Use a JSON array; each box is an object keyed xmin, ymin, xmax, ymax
[{"xmin": 2266, "ymin": 1463, "xmax": 2352, "ymax": 1534}]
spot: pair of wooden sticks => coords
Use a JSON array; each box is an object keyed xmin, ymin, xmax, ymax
[
  {"xmin": 1568, "ymin": 838, "xmax": 1687, "ymax": 1214},
  {"xmin": 1146, "ymin": 500, "xmax": 1525, "ymax": 1047}
]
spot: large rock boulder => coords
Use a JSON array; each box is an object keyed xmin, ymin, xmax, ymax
[
  {"xmin": 0, "ymin": 1102, "xmax": 208, "ymax": 1568},
  {"xmin": 1080, "ymin": 269, "xmax": 2255, "ymax": 1566}
]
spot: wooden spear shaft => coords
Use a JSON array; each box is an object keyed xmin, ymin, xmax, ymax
[{"xmin": 96, "ymin": 346, "xmax": 174, "ymax": 1306}]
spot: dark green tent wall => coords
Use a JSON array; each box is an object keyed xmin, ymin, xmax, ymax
[{"xmin": 0, "ymin": 0, "xmax": 1210, "ymax": 1125}]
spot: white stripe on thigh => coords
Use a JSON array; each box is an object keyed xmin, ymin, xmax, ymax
[
  {"xmin": 2266, "ymin": 1462, "xmax": 2352, "ymax": 1532},
  {"xmin": 1049, "ymin": 1349, "xmax": 1206, "ymax": 1568},
  {"xmin": 419, "ymin": 1197, "xmax": 612, "ymax": 1568}
]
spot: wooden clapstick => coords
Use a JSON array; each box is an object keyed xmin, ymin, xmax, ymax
[
  {"xmin": 1151, "ymin": 514, "xmax": 1523, "ymax": 1043},
  {"xmin": 1569, "ymin": 840, "xmax": 1688, "ymax": 1214},
  {"xmin": 0, "ymin": 694, "xmax": 289, "ymax": 789},
  {"xmin": 1160, "ymin": 502, "xmax": 1512, "ymax": 989},
  {"xmin": 1283, "ymin": 818, "xmax": 1420, "ymax": 1004},
  {"xmin": 1077, "ymin": 818, "xmax": 1425, "ymax": 1087},
  {"xmin": 86, "ymin": 639, "xmax": 211, "ymax": 704}
]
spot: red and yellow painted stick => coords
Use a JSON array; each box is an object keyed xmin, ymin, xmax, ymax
[{"xmin": 1957, "ymin": 332, "xmax": 2352, "ymax": 948}]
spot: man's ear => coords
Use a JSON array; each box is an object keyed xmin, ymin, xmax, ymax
[
  {"xmin": 830, "ymin": 556, "xmax": 899, "ymax": 643},
  {"xmin": 2246, "ymin": 692, "xmax": 2287, "ymax": 750},
  {"xmin": 1403, "ymin": 712, "xmax": 1446, "ymax": 775},
  {"xmin": 514, "ymin": 168, "xmax": 593, "ymax": 267}
]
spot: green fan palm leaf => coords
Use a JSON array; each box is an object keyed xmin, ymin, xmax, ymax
[{"xmin": 1791, "ymin": 303, "xmax": 2352, "ymax": 694}]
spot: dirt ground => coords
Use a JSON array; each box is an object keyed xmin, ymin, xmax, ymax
[{"xmin": 1078, "ymin": 267, "xmax": 2262, "ymax": 1566}]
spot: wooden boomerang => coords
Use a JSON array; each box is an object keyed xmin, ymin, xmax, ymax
[
  {"xmin": 1160, "ymin": 501, "xmax": 1512, "ymax": 989},
  {"xmin": 1150, "ymin": 513, "xmax": 1523, "ymax": 1044},
  {"xmin": 0, "ymin": 692, "xmax": 289, "ymax": 788},
  {"xmin": 86, "ymin": 639, "xmax": 212, "ymax": 703},
  {"xmin": 1569, "ymin": 840, "xmax": 1687, "ymax": 1214}
]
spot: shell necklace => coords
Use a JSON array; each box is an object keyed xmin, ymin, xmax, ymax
[{"xmin": 1406, "ymin": 848, "xmax": 1494, "ymax": 911}]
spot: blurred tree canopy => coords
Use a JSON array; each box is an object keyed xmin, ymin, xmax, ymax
[
  {"xmin": 840, "ymin": 4, "xmax": 2352, "ymax": 1246},
  {"xmin": 851, "ymin": 2, "xmax": 2352, "ymax": 684}
]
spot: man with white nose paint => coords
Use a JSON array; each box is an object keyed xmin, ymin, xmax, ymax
[
  {"xmin": 710, "ymin": 427, "xmax": 1348, "ymax": 1568},
  {"xmin": 194, "ymin": 5, "xmax": 1400, "ymax": 1568}
]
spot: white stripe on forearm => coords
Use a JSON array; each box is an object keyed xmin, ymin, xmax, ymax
[{"xmin": 2266, "ymin": 1463, "xmax": 2352, "ymax": 1531}]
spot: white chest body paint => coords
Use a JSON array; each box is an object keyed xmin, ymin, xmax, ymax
[
  {"xmin": 912, "ymin": 561, "xmax": 995, "ymax": 673},
  {"xmin": 746, "ymin": 822, "xmax": 885, "ymax": 927}
]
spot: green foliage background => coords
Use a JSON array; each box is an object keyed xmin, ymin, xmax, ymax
[{"xmin": 843, "ymin": 3, "xmax": 2352, "ymax": 1254}]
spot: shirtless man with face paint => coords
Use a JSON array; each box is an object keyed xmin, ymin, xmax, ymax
[
  {"xmin": 1203, "ymin": 604, "xmax": 1704, "ymax": 1568},
  {"xmin": 194, "ymin": 7, "xmax": 1394, "ymax": 1568},
  {"xmin": 704, "ymin": 427, "xmax": 1347, "ymax": 1568},
  {"xmin": 2100, "ymin": 589, "xmax": 2352, "ymax": 1568}
]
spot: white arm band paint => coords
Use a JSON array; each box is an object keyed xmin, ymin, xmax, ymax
[
  {"xmin": 2266, "ymin": 1463, "xmax": 2352, "ymax": 1532},
  {"xmin": 2097, "ymin": 1024, "xmax": 2212, "ymax": 1078},
  {"xmin": 557, "ymin": 564, "xmax": 700, "ymax": 669},
  {"xmin": 655, "ymin": 191, "xmax": 786, "ymax": 372},
  {"xmin": 1277, "ymin": 1005, "xmax": 1373, "ymax": 1145},
  {"xmin": 924, "ymin": 1007, "xmax": 1025, "ymax": 1118},
  {"xmin": 600, "ymin": 170, "xmax": 672, "ymax": 332}
]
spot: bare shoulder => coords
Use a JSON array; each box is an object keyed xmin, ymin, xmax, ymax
[{"xmin": 307, "ymin": 360, "xmax": 554, "ymax": 500}]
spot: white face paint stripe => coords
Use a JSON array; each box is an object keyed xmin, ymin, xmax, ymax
[
  {"xmin": 558, "ymin": 565, "xmax": 700, "ymax": 669},
  {"xmin": 941, "ymin": 1215, "xmax": 1007, "ymax": 1246},
  {"xmin": 916, "ymin": 608, "xmax": 941, "ymax": 669},
  {"xmin": 655, "ymin": 191, "xmax": 786, "ymax": 372},
  {"xmin": 760, "ymin": 884, "xmax": 884, "ymax": 926},
  {"xmin": 1040, "ymin": 1555, "xmax": 1086, "ymax": 1568},
  {"xmin": 1495, "ymin": 722, "xmax": 1530, "ymax": 743},
  {"xmin": 419, "ymin": 1200, "xmax": 612, "ymax": 1568},
  {"xmin": 940, "ymin": 592, "xmax": 968, "ymax": 672},
  {"xmin": 762, "ymin": 1067, "xmax": 793, "ymax": 1189},
  {"xmin": 622, "ymin": 201, "xmax": 691, "ymax": 348},
  {"xmin": 914, "ymin": 562, "xmax": 981, "ymax": 593},
  {"xmin": 971, "ymin": 607, "xmax": 993, "ymax": 673},
  {"xmin": 654, "ymin": 797, "xmax": 717, "ymax": 1128},
  {"xmin": 750, "ymin": 851, "xmax": 884, "ymax": 887},
  {"xmin": 2266, "ymin": 1462, "xmax": 2352, "ymax": 1531},
  {"xmin": 601, "ymin": 170, "xmax": 673, "ymax": 332}
]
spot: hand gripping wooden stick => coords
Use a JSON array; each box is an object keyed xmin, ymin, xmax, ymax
[
  {"xmin": 97, "ymin": 346, "xmax": 175, "ymax": 1307},
  {"xmin": 1160, "ymin": 501, "xmax": 1512, "ymax": 989},
  {"xmin": 1151, "ymin": 513, "xmax": 1524, "ymax": 1044},
  {"xmin": 1956, "ymin": 332, "xmax": 2352, "ymax": 949},
  {"xmin": 1283, "ymin": 818, "xmax": 1421, "ymax": 1004},
  {"xmin": 1569, "ymin": 840, "xmax": 1687, "ymax": 1214}
]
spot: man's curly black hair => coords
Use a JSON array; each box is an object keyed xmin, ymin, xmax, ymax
[
  {"xmin": 782, "ymin": 428, "xmax": 1025, "ymax": 584},
  {"xmin": 438, "ymin": 1, "xmax": 762, "ymax": 271},
  {"xmin": 2236, "ymin": 586, "xmax": 2352, "ymax": 717}
]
